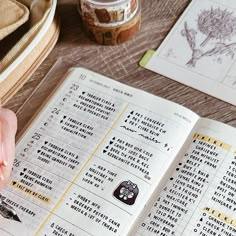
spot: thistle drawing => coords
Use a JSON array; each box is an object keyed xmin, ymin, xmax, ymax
[{"xmin": 181, "ymin": 7, "xmax": 236, "ymax": 67}]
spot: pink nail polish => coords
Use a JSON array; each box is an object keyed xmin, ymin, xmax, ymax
[{"xmin": 1, "ymin": 144, "xmax": 7, "ymax": 167}]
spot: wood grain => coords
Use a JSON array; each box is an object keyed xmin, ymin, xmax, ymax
[{"xmin": 4, "ymin": 0, "xmax": 236, "ymax": 134}]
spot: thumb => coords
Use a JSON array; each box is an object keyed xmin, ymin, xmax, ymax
[{"xmin": 0, "ymin": 108, "xmax": 17, "ymax": 188}]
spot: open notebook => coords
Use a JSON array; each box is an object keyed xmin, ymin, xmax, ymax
[{"xmin": 0, "ymin": 68, "xmax": 236, "ymax": 235}]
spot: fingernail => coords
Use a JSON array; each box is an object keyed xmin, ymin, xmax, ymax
[
  {"xmin": 1, "ymin": 144, "xmax": 7, "ymax": 167},
  {"xmin": 0, "ymin": 168, "xmax": 4, "ymax": 181}
]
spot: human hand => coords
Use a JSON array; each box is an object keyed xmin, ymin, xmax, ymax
[{"xmin": 0, "ymin": 108, "xmax": 17, "ymax": 189}]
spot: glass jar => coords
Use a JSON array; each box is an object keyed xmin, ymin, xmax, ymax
[{"xmin": 78, "ymin": 0, "xmax": 141, "ymax": 45}]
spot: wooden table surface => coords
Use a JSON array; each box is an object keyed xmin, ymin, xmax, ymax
[{"xmin": 5, "ymin": 0, "xmax": 236, "ymax": 134}]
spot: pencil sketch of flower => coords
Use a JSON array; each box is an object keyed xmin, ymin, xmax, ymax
[
  {"xmin": 181, "ymin": 22, "xmax": 204, "ymax": 67},
  {"xmin": 181, "ymin": 7, "xmax": 236, "ymax": 67},
  {"xmin": 198, "ymin": 8, "xmax": 236, "ymax": 46}
]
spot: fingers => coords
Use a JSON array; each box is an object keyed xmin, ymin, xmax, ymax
[{"xmin": 0, "ymin": 108, "xmax": 17, "ymax": 188}]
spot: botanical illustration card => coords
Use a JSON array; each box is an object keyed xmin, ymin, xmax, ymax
[{"xmin": 144, "ymin": 0, "xmax": 236, "ymax": 105}]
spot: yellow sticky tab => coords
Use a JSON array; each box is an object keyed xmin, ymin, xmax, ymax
[
  {"xmin": 139, "ymin": 49, "xmax": 155, "ymax": 67},
  {"xmin": 203, "ymin": 207, "xmax": 236, "ymax": 229},
  {"xmin": 193, "ymin": 133, "xmax": 231, "ymax": 151},
  {"xmin": 11, "ymin": 180, "xmax": 51, "ymax": 204}
]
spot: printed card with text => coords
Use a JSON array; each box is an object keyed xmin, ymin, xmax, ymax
[{"xmin": 143, "ymin": 0, "xmax": 236, "ymax": 105}]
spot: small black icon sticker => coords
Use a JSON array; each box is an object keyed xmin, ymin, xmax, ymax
[{"xmin": 113, "ymin": 180, "xmax": 139, "ymax": 205}]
